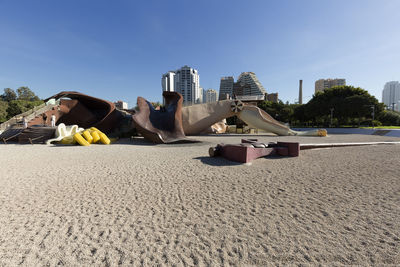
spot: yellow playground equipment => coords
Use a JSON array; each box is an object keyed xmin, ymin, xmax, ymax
[{"xmin": 65, "ymin": 127, "xmax": 111, "ymax": 146}]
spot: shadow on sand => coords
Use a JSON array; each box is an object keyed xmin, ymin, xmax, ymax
[
  {"xmin": 194, "ymin": 154, "xmax": 294, "ymax": 166},
  {"xmin": 193, "ymin": 156, "xmax": 244, "ymax": 166},
  {"xmin": 127, "ymin": 137, "xmax": 207, "ymax": 147}
]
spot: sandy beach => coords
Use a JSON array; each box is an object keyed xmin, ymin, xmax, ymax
[{"xmin": 0, "ymin": 134, "xmax": 399, "ymax": 266}]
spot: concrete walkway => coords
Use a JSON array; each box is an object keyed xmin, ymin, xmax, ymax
[{"xmin": 294, "ymin": 127, "xmax": 400, "ymax": 137}]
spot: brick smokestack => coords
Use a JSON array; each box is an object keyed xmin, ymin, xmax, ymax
[{"xmin": 299, "ymin": 80, "xmax": 303, "ymax": 104}]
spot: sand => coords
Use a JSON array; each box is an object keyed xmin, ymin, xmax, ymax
[{"xmin": 0, "ymin": 134, "xmax": 399, "ymax": 266}]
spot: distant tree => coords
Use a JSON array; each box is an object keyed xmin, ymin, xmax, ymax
[
  {"xmin": 6, "ymin": 100, "xmax": 25, "ymax": 118},
  {"xmin": 17, "ymin": 86, "xmax": 40, "ymax": 101},
  {"xmin": 292, "ymin": 104, "xmax": 307, "ymax": 126},
  {"xmin": 302, "ymin": 86, "xmax": 384, "ymax": 126},
  {"xmin": 343, "ymin": 95, "xmax": 374, "ymax": 126},
  {"xmin": 378, "ymin": 110, "xmax": 400, "ymax": 126},
  {"xmin": 257, "ymin": 100, "xmax": 296, "ymax": 123},
  {"xmin": 151, "ymin": 101, "xmax": 162, "ymax": 109},
  {"xmin": 5, "ymin": 99, "xmax": 43, "ymax": 119},
  {"xmin": 0, "ymin": 101, "xmax": 8, "ymax": 122},
  {"xmin": 2, "ymin": 88, "xmax": 17, "ymax": 102}
]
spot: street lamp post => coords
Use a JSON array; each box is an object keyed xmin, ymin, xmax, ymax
[{"xmin": 330, "ymin": 108, "xmax": 334, "ymax": 127}]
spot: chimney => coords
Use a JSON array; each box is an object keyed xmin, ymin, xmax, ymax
[{"xmin": 299, "ymin": 80, "xmax": 303, "ymax": 104}]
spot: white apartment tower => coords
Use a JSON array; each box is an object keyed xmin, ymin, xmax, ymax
[
  {"xmin": 315, "ymin": 78, "xmax": 346, "ymax": 93},
  {"xmin": 161, "ymin": 71, "xmax": 176, "ymax": 92},
  {"xmin": 237, "ymin": 72, "xmax": 267, "ymax": 96},
  {"xmin": 114, "ymin": 101, "xmax": 128, "ymax": 110},
  {"xmin": 162, "ymin": 65, "xmax": 201, "ymax": 106},
  {"xmin": 205, "ymin": 89, "xmax": 218, "ymax": 103},
  {"xmin": 382, "ymin": 81, "xmax": 400, "ymax": 111},
  {"xmin": 219, "ymin": 76, "xmax": 234, "ymax": 100}
]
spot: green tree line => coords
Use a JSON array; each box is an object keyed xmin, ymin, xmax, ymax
[
  {"xmin": 257, "ymin": 86, "xmax": 400, "ymax": 127},
  {"xmin": 0, "ymin": 87, "xmax": 43, "ymax": 123}
]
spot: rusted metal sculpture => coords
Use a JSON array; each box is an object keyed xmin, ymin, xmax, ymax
[
  {"xmin": 181, "ymin": 99, "xmax": 326, "ymax": 137},
  {"xmin": 181, "ymin": 100, "xmax": 235, "ymax": 135},
  {"xmin": 133, "ymin": 94, "xmax": 326, "ymax": 143},
  {"xmin": 132, "ymin": 91, "xmax": 187, "ymax": 143},
  {"xmin": 44, "ymin": 91, "xmax": 124, "ymax": 133},
  {"xmin": 209, "ymin": 139, "xmax": 300, "ymax": 163}
]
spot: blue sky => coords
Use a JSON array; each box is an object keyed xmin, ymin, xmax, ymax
[{"xmin": 0, "ymin": 0, "xmax": 399, "ymax": 108}]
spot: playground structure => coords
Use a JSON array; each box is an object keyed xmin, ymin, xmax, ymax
[
  {"xmin": 132, "ymin": 91, "xmax": 186, "ymax": 143},
  {"xmin": 181, "ymin": 99, "xmax": 326, "ymax": 137},
  {"xmin": 1, "ymin": 91, "xmax": 327, "ymax": 144},
  {"xmin": 133, "ymin": 92, "xmax": 326, "ymax": 143},
  {"xmin": 42, "ymin": 91, "xmax": 124, "ymax": 133}
]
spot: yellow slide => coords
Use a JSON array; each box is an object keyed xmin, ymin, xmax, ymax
[{"xmin": 61, "ymin": 127, "xmax": 111, "ymax": 146}]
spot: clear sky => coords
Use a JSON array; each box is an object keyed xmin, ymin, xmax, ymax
[{"xmin": 0, "ymin": 0, "xmax": 399, "ymax": 107}]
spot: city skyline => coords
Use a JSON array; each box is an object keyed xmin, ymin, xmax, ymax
[{"xmin": 1, "ymin": 1, "xmax": 399, "ymax": 107}]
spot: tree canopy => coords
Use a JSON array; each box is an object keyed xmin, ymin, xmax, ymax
[
  {"xmin": 257, "ymin": 86, "xmax": 391, "ymax": 127},
  {"xmin": 0, "ymin": 101, "xmax": 8, "ymax": 122},
  {"xmin": 257, "ymin": 100, "xmax": 297, "ymax": 123},
  {"xmin": 1, "ymin": 88, "xmax": 17, "ymax": 102},
  {"xmin": 0, "ymin": 86, "xmax": 43, "ymax": 122},
  {"xmin": 301, "ymin": 86, "xmax": 384, "ymax": 126},
  {"xmin": 17, "ymin": 86, "xmax": 40, "ymax": 101},
  {"xmin": 378, "ymin": 110, "xmax": 400, "ymax": 126}
]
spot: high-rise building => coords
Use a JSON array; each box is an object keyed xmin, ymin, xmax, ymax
[
  {"xmin": 236, "ymin": 72, "xmax": 267, "ymax": 96},
  {"xmin": 219, "ymin": 77, "xmax": 234, "ymax": 100},
  {"xmin": 162, "ymin": 65, "xmax": 201, "ymax": 106},
  {"xmin": 114, "ymin": 100, "xmax": 128, "ymax": 110},
  {"xmin": 315, "ymin": 78, "xmax": 346, "ymax": 93},
  {"xmin": 233, "ymin": 81, "xmax": 250, "ymax": 97},
  {"xmin": 204, "ymin": 89, "xmax": 218, "ymax": 103},
  {"xmin": 266, "ymin": 93, "xmax": 278, "ymax": 103},
  {"xmin": 382, "ymin": 81, "xmax": 400, "ymax": 111},
  {"xmin": 161, "ymin": 71, "xmax": 176, "ymax": 92}
]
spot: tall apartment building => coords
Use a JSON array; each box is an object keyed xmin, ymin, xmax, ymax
[
  {"xmin": 236, "ymin": 72, "xmax": 267, "ymax": 96},
  {"xmin": 114, "ymin": 100, "xmax": 128, "ymax": 110},
  {"xmin": 204, "ymin": 89, "xmax": 218, "ymax": 103},
  {"xmin": 233, "ymin": 81, "xmax": 250, "ymax": 97},
  {"xmin": 161, "ymin": 71, "xmax": 176, "ymax": 92},
  {"xmin": 382, "ymin": 81, "xmax": 400, "ymax": 111},
  {"xmin": 161, "ymin": 65, "xmax": 201, "ymax": 106},
  {"xmin": 201, "ymin": 87, "xmax": 206, "ymax": 103},
  {"xmin": 315, "ymin": 78, "xmax": 346, "ymax": 93},
  {"xmin": 219, "ymin": 76, "xmax": 234, "ymax": 100}
]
